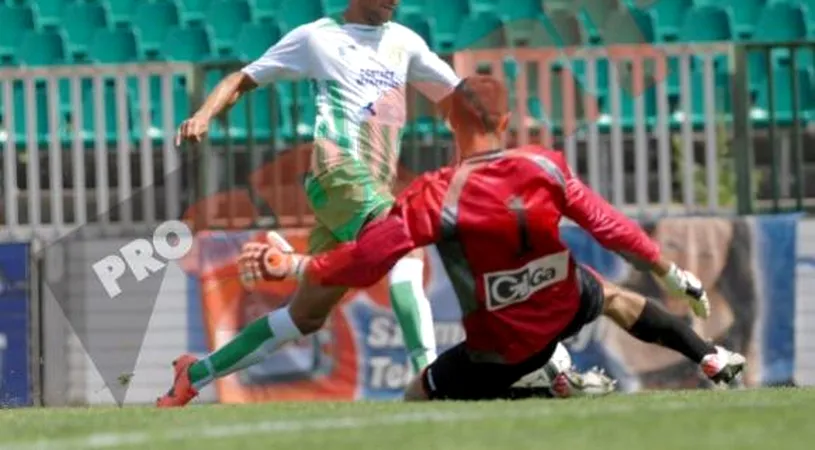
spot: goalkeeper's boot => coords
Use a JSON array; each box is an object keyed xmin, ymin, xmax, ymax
[
  {"xmin": 156, "ymin": 354, "xmax": 199, "ymax": 408},
  {"xmin": 550, "ymin": 366, "xmax": 617, "ymax": 398},
  {"xmin": 512, "ymin": 364, "xmax": 616, "ymax": 398},
  {"xmin": 701, "ymin": 346, "xmax": 746, "ymax": 387}
]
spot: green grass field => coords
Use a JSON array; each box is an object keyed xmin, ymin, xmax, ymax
[{"xmin": 0, "ymin": 388, "xmax": 813, "ymax": 450}]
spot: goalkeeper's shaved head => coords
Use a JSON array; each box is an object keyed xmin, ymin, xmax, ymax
[{"xmin": 449, "ymin": 75, "xmax": 511, "ymax": 159}]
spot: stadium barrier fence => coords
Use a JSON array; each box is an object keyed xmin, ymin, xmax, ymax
[
  {"xmin": 1, "ymin": 43, "xmax": 813, "ymax": 241},
  {"xmin": 732, "ymin": 41, "xmax": 815, "ymax": 214}
]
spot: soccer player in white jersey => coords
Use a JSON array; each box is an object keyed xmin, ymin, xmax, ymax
[{"xmin": 159, "ymin": 0, "xmax": 609, "ymax": 407}]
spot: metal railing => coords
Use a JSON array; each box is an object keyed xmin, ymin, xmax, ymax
[
  {"xmin": 3, "ymin": 42, "xmax": 814, "ymax": 240},
  {"xmin": 0, "ymin": 62, "xmax": 191, "ymax": 241},
  {"xmin": 731, "ymin": 41, "xmax": 815, "ymax": 214}
]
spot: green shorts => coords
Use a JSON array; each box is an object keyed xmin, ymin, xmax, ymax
[{"xmin": 304, "ymin": 168, "xmax": 394, "ymax": 254}]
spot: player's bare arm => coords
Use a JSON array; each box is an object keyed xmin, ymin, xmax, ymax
[{"xmin": 175, "ymin": 72, "xmax": 258, "ymax": 146}]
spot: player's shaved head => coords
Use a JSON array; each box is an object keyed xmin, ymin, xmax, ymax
[
  {"xmin": 347, "ymin": 0, "xmax": 398, "ymax": 26},
  {"xmin": 448, "ymin": 75, "xmax": 511, "ymax": 160},
  {"xmin": 450, "ymin": 75, "xmax": 510, "ymax": 134}
]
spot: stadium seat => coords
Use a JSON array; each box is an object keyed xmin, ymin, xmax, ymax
[
  {"xmin": 753, "ymin": 2, "xmax": 808, "ymax": 42},
  {"xmin": 527, "ymin": 9, "xmax": 584, "ymax": 48},
  {"xmin": 0, "ymin": 5, "xmax": 34, "ymax": 64},
  {"xmin": 428, "ymin": 0, "xmax": 470, "ymax": 52},
  {"xmin": 176, "ymin": 0, "xmax": 211, "ymax": 23},
  {"xmin": 602, "ymin": 7, "xmax": 656, "ymax": 45},
  {"xmin": 470, "ymin": 0, "xmax": 498, "ymax": 14},
  {"xmin": 253, "ymin": 0, "xmax": 282, "ymax": 20},
  {"xmin": 31, "ymin": 0, "xmax": 66, "ymax": 28},
  {"xmin": 396, "ymin": 0, "xmax": 426, "ymax": 15},
  {"xmin": 670, "ymin": 70, "xmax": 730, "ymax": 127},
  {"xmin": 398, "ymin": 14, "xmax": 433, "ymax": 49},
  {"xmin": 16, "ymin": 29, "xmax": 66, "ymax": 66},
  {"xmin": 161, "ymin": 25, "xmax": 212, "ymax": 61},
  {"xmin": 678, "ymin": 6, "xmax": 733, "ymax": 42},
  {"xmin": 569, "ymin": 0, "xmax": 624, "ymax": 45},
  {"xmin": 11, "ymin": 80, "xmax": 50, "ymax": 142},
  {"xmin": 278, "ymin": 0, "xmax": 324, "ymax": 32},
  {"xmin": 647, "ymin": 0, "xmax": 692, "ymax": 41},
  {"xmin": 133, "ymin": 1, "xmax": 180, "ymax": 58},
  {"xmin": 754, "ymin": 67, "xmax": 815, "ymax": 122},
  {"xmin": 746, "ymin": 3, "xmax": 812, "ymax": 92},
  {"xmin": 454, "ymin": 12, "xmax": 506, "ymax": 50},
  {"xmin": 234, "ymin": 22, "xmax": 282, "ymax": 61},
  {"xmin": 80, "ymin": 78, "xmax": 135, "ymax": 140},
  {"xmin": 720, "ymin": 0, "xmax": 765, "ymax": 38},
  {"xmin": 497, "ymin": 0, "xmax": 542, "ymax": 22},
  {"xmin": 62, "ymin": 2, "xmax": 108, "ymax": 56},
  {"xmin": 205, "ymin": 0, "xmax": 252, "ymax": 56},
  {"xmin": 89, "ymin": 28, "xmax": 138, "ymax": 64},
  {"xmin": 145, "ymin": 76, "xmax": 190, "ymax": 138},
  {"xmin": 105, "ymin": 0, "xmax": 139, "ymax": 26}
]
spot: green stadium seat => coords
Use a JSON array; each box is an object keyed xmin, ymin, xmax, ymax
[
  {"xmin": 602, "ymin": 7, "xmax": 656, "ymax": 45},
  {"xmin": 497, "ymin": 0, "xmax": 542, "ymax": 22},
  {"xmin": 161, "ymin": 25, "xmax": 212, "ymax": 61},
  {"xmin": 253, "ymin": 0, "xmax": 282, "ymax": 20},
  {"xmin": 679, "ymin": 6, "xmax": 733, "ymax": 42},
  {"xmin": 719, "ymin": 0, "xmax": 765, "ymax": 38},
  {"xmin": 547, "ymin": 9, "xmax": 585, "ymax": 46},
  {"xmin": 16, "ymin": 29, "xmax": 66, "ymax": 66},
  {"xmin": 524, "ymin": 9, "xmax": 583, "ymax": 48},
  {"xmin": 62, "ymin": 2, "xmax": 107, "ymax": 56},
  {"xmin": 398, "ymin": 13, "xmax": 433, "ymax": 49},
  {"xmin": 470, "ymin": 0, "xmax": 498, "ymax": 14},
  {"xmin": 754, "ymin": 67, "xmax": 815, "ymax": 122},
  {"xmin": 278, "ymin": 0, "xmax": 323, "ymax": 32},
  {"xmin": 133, "ymin": 1, "xmax": 180, "ymax": 57},
  {"xmin": 144, "ymin": 76, "xmax": 191, "ymax": 139},
  {"xmin": 80, "ymin": 78, "xmax": 135, "ymax": 140},
  {"xmin": 647, "ymin": 0, "xmax": 692, "ymax": 41},
  {"xmin": 0, "ymin": 5, "xmax": 33, "ymax": 64},
  {"xmin": 753, "ymin": 3, "xmax": 808, "ymax": 41},
  {"xmin": 89, "ymin": 28, "xmax": 138, "ymax": 64},
  {"xmin": 322, "ymin": 0, "xmax": 346, "ymax": 15},
  {"xmin": 205, "ymin": 0, "xmax": 252, "ymax": 56},
  {"xmin": 670, "ymin": 70, "xmax": 730, "ymax": 127},
  {"xmin": 428, "ymin": 0, "xmax": 470, "ymax": 52},
  {"xmin": 176, "ymin": 0, "xmax": 211, "ymax": 23},
  {"xmin": 11, "ymin": 81, "xmax": 50, "ymax": 143},
  {"xmin": 31, "ymin": 0, "xmax": 66, "ymax": 27},
  {"xmin": 454, "ymin": 12, "xmax": 506, "ymax": 50},
  {"xmin": 398, "ymin": 0, "xmax": 426, "ymax": 15},
  {"xmin": 798, "ymin": 0, "xmax": 815, "ymax": 26},
  {"xmin": 235, "ymin": 22, "xmax": 282, "ymax": 61},
  {"xmin": 105, "ymin": 0, "xmax": 139, "ymax": 26}
]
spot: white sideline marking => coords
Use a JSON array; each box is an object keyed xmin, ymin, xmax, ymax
[{"xmin": 0, "ymin": 398, "xmax": 802, "ymax": 450}]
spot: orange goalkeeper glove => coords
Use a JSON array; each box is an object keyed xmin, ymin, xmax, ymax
[{"xmin": 238, "ymin": 231, "xmax": 308, "ymax": 288}]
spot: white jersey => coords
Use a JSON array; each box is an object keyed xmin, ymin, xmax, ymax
[{"xmin": 241, "ymin": 16, "xmax": 459, "ymax": 186}]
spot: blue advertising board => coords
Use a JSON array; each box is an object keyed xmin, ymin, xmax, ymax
[{"xmin": 0, "ymin": 242, "xmax": 31, "ymax": 406}]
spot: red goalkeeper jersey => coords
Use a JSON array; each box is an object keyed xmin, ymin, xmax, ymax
[{"xmin": 306, "ymin": 145, "xmax": 662, "ymax": 364}]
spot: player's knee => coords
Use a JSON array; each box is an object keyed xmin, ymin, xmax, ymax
[
  {"xmin": 602, "ymin": 283, "xmax": 646, "ymax": 328},
  {"xmin": 289, "ymin": 310, "xmax": 328, "ymax": 335},
  {"xmin": 388, "ymin": 256, "xmax": 424, "ymax": 286}
]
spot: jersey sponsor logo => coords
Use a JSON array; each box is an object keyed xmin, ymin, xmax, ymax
[
  {"xmin": 383, "ymin": 44, "xmax": 406, "ymax": 66},
  {"xmin": 483, "ymin": 251, "xmax": 570, "ymax": 311},
  {"xmin": 357, "ymin": 68, "xmax": 400, "ymax": 89}
]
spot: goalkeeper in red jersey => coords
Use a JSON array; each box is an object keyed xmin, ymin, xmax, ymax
[{"xmin": 238, "ymin": 75, "xmax": 745, "ymax": 400}]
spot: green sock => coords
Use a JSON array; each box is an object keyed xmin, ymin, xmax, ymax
[
  {"xmin": 188, "ymin": 308, "xmax": 303, "ymax": 390},
  {"xmin": 389, "ymin": 258, "xmax": 437, "ymax": 374}
]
